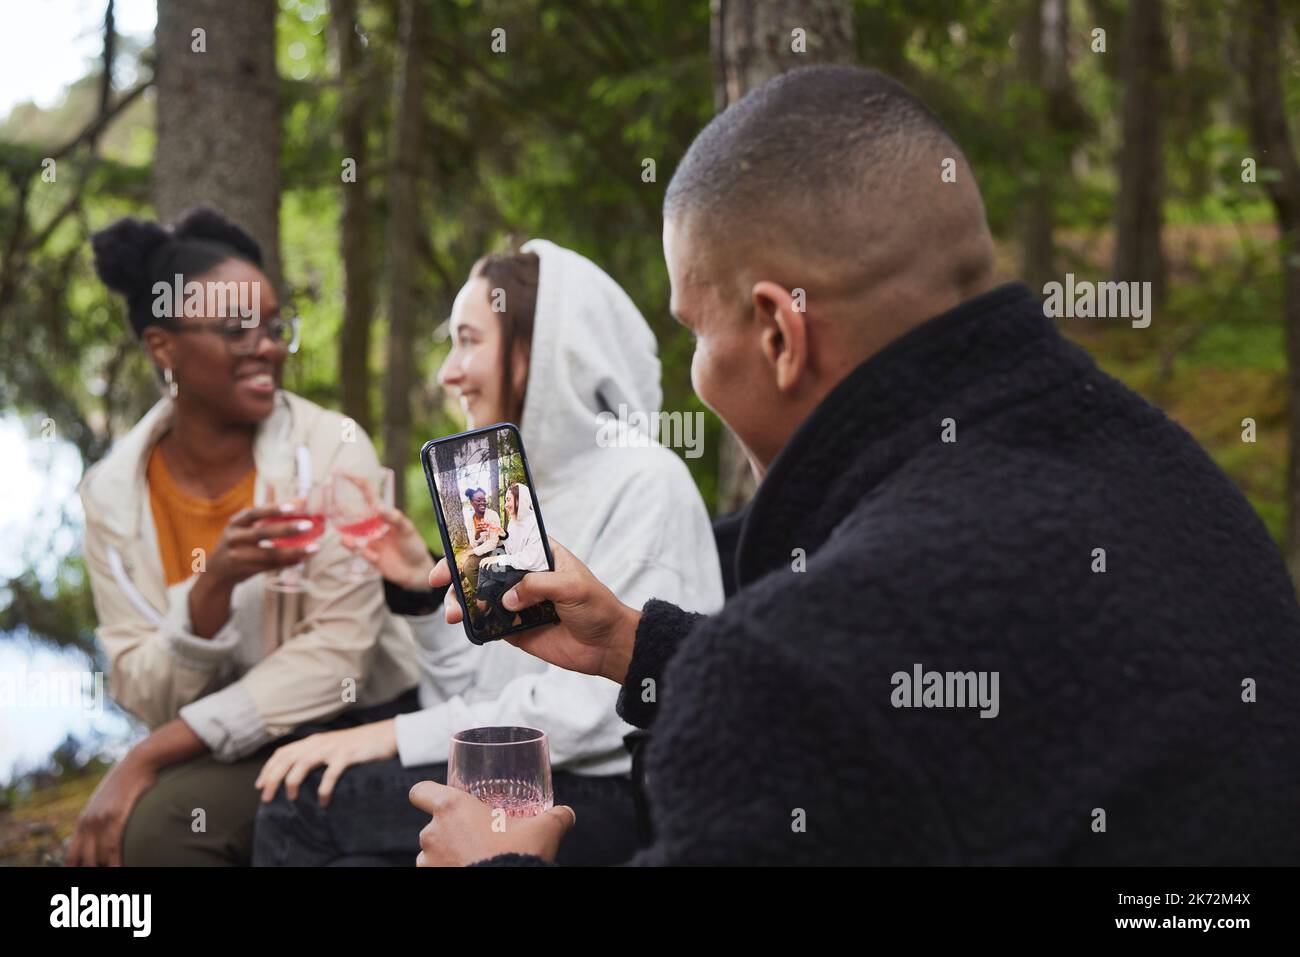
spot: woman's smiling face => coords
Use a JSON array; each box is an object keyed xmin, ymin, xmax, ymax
[
  {"xmin": 146, "ymin": 257, "xmax": 286, "ymax": 426},
  {"xmin": 439, "ymin": 277, "xmax": 505, "ymax": 428},
  {"xmin": 438, "ymin": 271, "xmax": 532, "ymax": 428}
]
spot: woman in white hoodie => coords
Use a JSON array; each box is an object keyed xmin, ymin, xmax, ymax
[
  {"xmin": 253, "ymin": 241, "xmax": 724, "ymax": 865},
  {"xmin": 474, "ymin": 483, "xmax": 547, "ymax": 629}
]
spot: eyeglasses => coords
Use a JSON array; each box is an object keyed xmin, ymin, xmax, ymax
[{"xmin": 166, "ymin": 313, "xmax": 301, "ymax": 356}]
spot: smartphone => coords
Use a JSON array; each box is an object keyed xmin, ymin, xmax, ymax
[{"xmin": 421, "ymin": 423, "xmax": 559, "ymax": 645}]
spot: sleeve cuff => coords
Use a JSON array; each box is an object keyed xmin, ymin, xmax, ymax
[
  {"xmin": 179, "ymin": 681, "xmax": 273, "ymax": 761},
  {"xmin": 394, "ymin": 701, "xmax": 467, "ymax": 767},
  {"xmin": 470, "ymin": 853, "xmax": 553, "ymax": 867},
  {"xmin": 162, "ymin": 577, "xmax": 243, "ymax": 669},
  {"xmin": 383, "ymin": 577, "xmax": 445, "ymax": 617},
  {"xmin": 617, "ymin": 599, "xmax": 705, "ymax": 730}
]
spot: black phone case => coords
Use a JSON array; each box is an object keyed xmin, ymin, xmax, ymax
[{"xmin": 420, "ymin": 423, "xmax": 559, "ymax": 645}]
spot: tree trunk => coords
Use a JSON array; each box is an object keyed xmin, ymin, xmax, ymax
[
  {"xmin": 1018, "ymin": 0, "xmax": 1054, "ymax": 292},
  {"xmin": 1018, "ymin": 0, "xmax": 1077, "ymax": 293},
  {"xmin": 382, "ymin": 0, "xmax": 426, "ymax": 510},
  {"xmin": 709, "ymin": 0, "xmax": 855, "ymax": 514},
  {"xmin": 154, "ymin": 0, "xmax": 282, "ymax": 289},
  {"xmin": 1168, "ymin": 4, "xmax": 1218, "ymax": 202},
  {"xmin": 1243, "ymin": 0, "xmax": 1300, "ymax": 591},
  {"xmin": 333, "ymin": 0, "xmax": 376, "ymax": 435},
  {"xmin": 1112, "ymin": 0, "xmax": 1167, "ymax": 309},
  {"xmin": 100, "ymin": 0, "xmax": 116, "ymax": 119},
  {"xmin": 433, "ymin": 439, "xmax": 468, "ymax": 552},
  {"xmin": 711, "ymin": 0, "xmax": 855, "ymax": 112},
  {"xmin": 488, "ymin": 426, "xmax": 500, "ymax": 517}
]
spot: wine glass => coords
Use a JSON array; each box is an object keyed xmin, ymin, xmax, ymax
[
  {"xmin": 257, "ymin": 475, "xmax": 327, "ymax": 594},
  {"xmin": 447, "ymin": 727, "xmax": 553, "ymax": 819},
  {"xmin": 327, "ymin": 467, "xmax": 395, "ymax": 582}
]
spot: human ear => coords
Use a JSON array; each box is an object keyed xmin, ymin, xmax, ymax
[
  {"xmin": 141, "ymin": 327, "xmax": 175, "ymax": 375},
  {"xmin": 510, "ymin": 341, "xmax": 531, "ymax": 411},
  {"xmin": 752, "ymin": 280, "xmax": 808, "ymax": 393}
]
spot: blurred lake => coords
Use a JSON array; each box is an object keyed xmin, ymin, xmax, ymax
[{"xmin": 0, "ymin": 413, "xmax": 136, "ymax": 785}]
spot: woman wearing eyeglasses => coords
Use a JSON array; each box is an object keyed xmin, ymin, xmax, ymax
[{"xmin": 69, "ymin": 208, "xmax": 419, "ymax": 866}]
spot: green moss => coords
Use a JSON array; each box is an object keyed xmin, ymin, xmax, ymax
[{"xmin": 0, "ymin": 768, "xmax": 106, "ymax": 866}]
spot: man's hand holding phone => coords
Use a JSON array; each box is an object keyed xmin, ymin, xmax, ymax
[{"xmin": 429, "ymin": 538, "xmax": 640, "ymax": 684}]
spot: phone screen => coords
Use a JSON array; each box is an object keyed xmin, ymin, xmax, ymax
[{"xmin": 421, "ymin": 424, "xmax": 559, "ymax": 644}]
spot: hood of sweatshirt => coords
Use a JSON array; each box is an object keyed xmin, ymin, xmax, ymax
[{"xmin": 518, "ymin": 238, "xmax": 662, "ymax": 486}]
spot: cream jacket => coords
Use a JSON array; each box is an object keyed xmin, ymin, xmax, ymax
[{"xmin": 78, "ymin": 390, "xmax": 419, "ymax": 761}]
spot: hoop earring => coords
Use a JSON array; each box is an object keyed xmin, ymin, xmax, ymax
[{"xmin": 163, "ymin": 367, "xmax": 178, "ymax": 398}]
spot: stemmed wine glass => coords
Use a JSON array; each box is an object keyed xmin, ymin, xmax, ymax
[
  {"xmin": 257, "ymin": 474, "xmax": 327, "ymax": 594},
  {"xmin": 326, "ymin": 467, "xmax": 395, "ymax": 583},
  {"xmin": 447, "ymin": 727, "xmax": 553, "ymax": 819}
]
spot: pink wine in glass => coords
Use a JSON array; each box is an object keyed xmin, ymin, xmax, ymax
[
  {"xmin": 262, "ymin": 512, "xmax": 325, "ymax": 549},
  {"xmin": 466, "ymin": 778, "xmax": 552, "ymax": 818},
  {"xmin": 448, "ymin": 727, "xmax": 552, "ymax": 816},
  {"xmin": 328, "ymin": 468, "xmax": 396, "ymax": 583},
  {"xmin": 335, "ymin": 513, "xmax": 389, "ymax": 543}
]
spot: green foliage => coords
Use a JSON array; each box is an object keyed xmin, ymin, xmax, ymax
[{"xmin": 0, "ymin": 558, "xmax": 98, "ymax": 655}]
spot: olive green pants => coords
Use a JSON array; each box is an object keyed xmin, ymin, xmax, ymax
[{"xmin": 121, "ymin": 748, "xmax": 271, "ymax": 866}]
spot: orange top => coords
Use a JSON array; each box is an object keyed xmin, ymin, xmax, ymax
[
  {"xmin": 147, "ymin": 445, "xmax": 256, "ymax": 586},
  {"xmin": 472, "ymin": 512, "xmax": 503, "ymax": 540}
]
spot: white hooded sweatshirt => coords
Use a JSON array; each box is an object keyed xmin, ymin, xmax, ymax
[
  {"xmin": 395, "ymin": 239, "xmax": 724, "ymax": 775},
  {"xmin": 491, "ymin": 485, "xmax": 546, "ymax": 571}
]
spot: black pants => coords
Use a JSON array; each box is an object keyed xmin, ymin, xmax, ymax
[
  {"xmin": 252, "ymin": 715, "xmax": 639, "ymax": 866},
  {"xmin": 476, "ymin": 559, "xmax": 525, "ymax": 604}
]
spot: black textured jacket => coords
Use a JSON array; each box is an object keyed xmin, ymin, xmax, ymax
[{"xmin": 513, "ymin": 282, "xmax": 1300, "ymax": 865}]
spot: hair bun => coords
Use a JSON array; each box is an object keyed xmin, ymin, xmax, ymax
[
  {"xmin": 173, "ymin": 206, "xmax": 263, "ymax": 267},
  {"xmin": 91, "ymin": 218, "xmax": 172, "ymax": 297}
]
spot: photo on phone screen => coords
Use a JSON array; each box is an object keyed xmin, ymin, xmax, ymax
[{"xmin": 421, "ymin": 424, "xmax": 558, "ymax": 644}]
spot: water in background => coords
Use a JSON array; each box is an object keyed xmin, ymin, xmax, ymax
[{"xmin": 0, "ymin": 413, "xmax": 138, "ymax": 785}]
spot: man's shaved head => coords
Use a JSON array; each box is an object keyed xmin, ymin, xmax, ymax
[
  {"xmin": 664, "ymin": 65, "xmax": 994, "ymax": 316},
  {"xmin": 661, "ymin": 65, "xmax": 998, "ymax": 475}
]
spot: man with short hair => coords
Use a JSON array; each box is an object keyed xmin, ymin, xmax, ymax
[{"xmin": 411, "ymin": 65, "xmax": 1300, "ymax": 866}]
